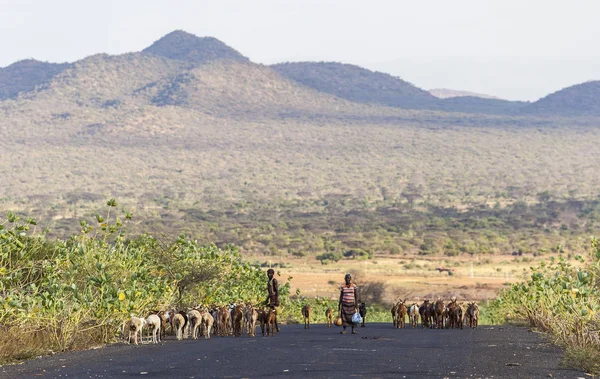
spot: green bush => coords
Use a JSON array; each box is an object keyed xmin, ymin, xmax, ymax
[
  {"xmin": 488, "ymin": 237, "xmax": 600, "ymax": 374},
  {"xmin": 0, "ymin": 204, "xmax": 290, "ymax": 361}
]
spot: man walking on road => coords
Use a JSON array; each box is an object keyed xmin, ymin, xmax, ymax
[{"xmin": 265, "ymin": 268, "xmax": 280, "ymax": 332}]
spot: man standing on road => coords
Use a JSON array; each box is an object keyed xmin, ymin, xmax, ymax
[
  {"xmin": 265, "ymin": 268, "xmax": 280, "ymax": 332},
  {"xmin": 338, "ymin": 273, "xmax": 359, "ymax": 334}
]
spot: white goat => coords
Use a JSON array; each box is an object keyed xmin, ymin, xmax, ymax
[
  {"xmin": 172, "ymin": 313, "xmax": 186, "ymax": 340},
  {"xmin": 146, "ymin": 314, "xmax": 161, "ymax": 344},
  {"xmin": 126, "ymin": 316, "xmax": 146, "ymax": 345},
  {"xmin": 201, "ymin": 310, "xmax": 215, "ymax": 339},
  {"xmin": 188, "ymin": 309, "xmax": 202, "ymax": 340}
]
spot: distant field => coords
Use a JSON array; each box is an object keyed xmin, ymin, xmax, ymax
[{"xmin": 251, "ymin": 253, "xmax": 559, "ymax": 305}]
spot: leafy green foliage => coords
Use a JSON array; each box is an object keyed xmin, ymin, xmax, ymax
[
  {"xmin": 488, "ymin": 237, "xmax": 600, "ymax": 374},
  {"xmin": 0, "ymin": 203, "xmax": 283, "ymax": 357}
]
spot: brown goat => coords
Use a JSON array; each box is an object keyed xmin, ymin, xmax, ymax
[
  {"xmin": 397, "ymin": 299, "xmax": 408, "ymax": 329},
  {"xmin": 446, "ymin": 299, "xmax": 462, "ymax": 329},
  {"xmin": 301, "ymin": 305, "xmax": 312, "ymax": 329},
  {"xmin": 433, "ymin": 299, "xmax": 445, "ymax": 329},
  {"xmin": 467, "ymin": 302, "xmax": 479, "ymax": 328},
  {"xmin": 391, "ymin": 302, "xmax": 399, "ymax": 328},
  {"xmin": 325, "ymin": 308, "xmax": 334, "ymax": 328},
  {"xmin": 418, "ymin": 300, "xmax": 430, "ymax": 328},
  {"xmin": 266, "ymin": 308, "xmax": 277, "ymax": 337},
  {"xmin": 257, "ymin": 308, "xmax": 267, "ymax": 336},
  {"xmin": 231, "ymin": 304, "xmax": 244, "ymax": 337}
]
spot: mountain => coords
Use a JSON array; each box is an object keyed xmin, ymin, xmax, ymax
[
  {"xmin": 429, "ymin": 88, "xmax": 501, "ymax": 100},
  {"xmin": 271, "ymin": 62, "xmax": 439, "ymax": 110},
  {"xmin": 522, "ymin": 81, "xmax": 600, "ymax": 116},
  {"xmin": 438, "ymin": 96, "xmax": 529, "ymax": 115},
  {"xmin": 0, "ymin": 30, "xmax": 597, "ymax": 120},
  {"xmin": 142, "ymin": 30, "xmax": 249, "ymax": 64},
  {"xmin": 272, "ymin": 62, "xmax": 530, "ymax": 115},
  {"xmin": 0, "ymin": 59, "xmax": 70, "ymax": 100}
]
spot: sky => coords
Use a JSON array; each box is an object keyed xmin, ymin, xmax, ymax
[{"xmin": 1, "ymin": 0, "xmax": 598, "ymax": 101}]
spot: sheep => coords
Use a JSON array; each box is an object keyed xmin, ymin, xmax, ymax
[
  {"xmin": 145, "ymin": 314, "xmax": 161, "ymax": 344},
  {"xmin": 301, "ymin": 305, "xmax": 311, "ymax": 329},
  {"xmin": 408, "ymin": 303, "xmax": 419, "ymax": 328},
  {"xmin": 126, "ymin": 316, "xmax": 146, "ymax": 345},
  {"xmin": 325, "ymin": 308, "xmax": 334, "ymax": 328},
  {"xmin": 188, "ymin": 309, "xmax": 202, "ymax": 340}
]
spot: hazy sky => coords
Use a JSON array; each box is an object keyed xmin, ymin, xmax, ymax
[{"xmin": 1, "ymin": 0, "xmax": 598, "ymax": 101}]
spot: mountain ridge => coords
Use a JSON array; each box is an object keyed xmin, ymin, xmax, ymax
[{"xmin": 0, "ymin": 30, "xmax": 598, "ymax": 117}]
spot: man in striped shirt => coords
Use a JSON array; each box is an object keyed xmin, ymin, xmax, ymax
[{"xmin": 338, "ymin": 273, "xmax": 359, "ymax": 334}]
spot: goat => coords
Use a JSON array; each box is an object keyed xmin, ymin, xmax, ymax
[
  {"xmin": 201, "ymin": 309, "xmax": 215, "ymax": 339},
  {"xmin": 244, "ymin": 305, "xmax": 258, "ymax": 337},
  {"xmin": 145, "ymin": 314, "xmax": 161, "ymax": 344},
  {"xmin": 126, "ymin": 316, "xmax": 146, "ymax": 345},
  {"xmin": 408, "ymin": 303, "xmax": 419, "ymax": 328},
  {"xmin": 171, "ymin": 312, "xmax": 186, "ymax": 340},
  {"xmin": 301, "ymin": 305, "xmax": 311, "ymax": 329},
  {"xmin": 266, "ymin": 308, "xmax": 277, "ymax": 337},
  {"xmin": 217, "ymin": 306, "xmax": 230, "ymax": 337},
  {"xmin": 231, "ymin": 304, "xmax": 244, "ymax": 337},
  {"xmin": 391, "ymin": 302, "xmax": 399, "ymax": 328},
  {"xmin": 467, "ymin": 302, "xmax": 479, "ymax": 328},
  {"xmin": 433, "ymin": 299, "xmax": 445, "ymax": 329},
  {"xmin": 325, "ymin": 308, "xmax": 334, "ymax": 328},
  {"xmin": 149, "ymin": 310, "xmax": 170, "ymax": 341},
  {"xmin": 358, "ymin": 302, "xmax": 367, "ymax": 327},
  {"xmin": 257, "ymin": 308, "xmax": 267, "ymax": 336},
  {"xmin": 446, "ymin": 297, "xmax": 462, "ymax": 329},
  {"xmin": 188, "ymin": 309, "xmax": 202, "ymax": 339},
  {"xmin": 397, "ymin": 299, "xmax": 408, "ymax": 328}
]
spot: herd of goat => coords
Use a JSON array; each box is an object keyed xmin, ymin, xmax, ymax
[
  {"xmin": 391, "ymin": 298, "xmax": 480, "ymax": 330},
  {"xmin": 122, "ymin": 298, "xmax": 479, "ymax": 345},
  {"xmin": 122, "ymin": 304, "xmax": 277, "ymax": 345}
]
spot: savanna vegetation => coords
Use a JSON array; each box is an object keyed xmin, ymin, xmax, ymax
[
  {"xmin": 0, "ymin": 200, "xmax": 390, "ymax": 363},
  {"xmin": 1, "ymin": 30, "xmax": 600, "ymax": 371},
  {"xmin": 489, "ymin": 238, "xmax": 600, "ymax": 374}
]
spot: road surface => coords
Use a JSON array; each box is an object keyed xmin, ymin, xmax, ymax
[{"xmin": 0, "ymin": 323, "xmax": 584, "ymax": 378}]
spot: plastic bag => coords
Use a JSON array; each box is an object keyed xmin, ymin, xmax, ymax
[{"xmin": 352, "ymin": 312, "xmax": 363, "ymax": 325}]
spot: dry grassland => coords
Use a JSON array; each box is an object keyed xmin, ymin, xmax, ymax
[{"xmin": 255, "ymin": 254, "xmax": 555, "ymax": 304}]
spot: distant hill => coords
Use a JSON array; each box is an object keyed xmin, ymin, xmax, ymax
[
  {"xmin": 142, "ymin": 30, "xmax": 249, "ymax": 64},
  {"xmin": 272, "ymin": 62, "xmax": 530, "ymax": 115},
  {"xmin": 438, "ymin": 96, "xmax": 529, "ymax": 115},
  {"xmin": 429, "ymin": 88, "xmax": 501, "ymax": 100},
  {"xmin": 0, "ymin": 30, "xmax": 597, "ymax": 119},
  {"xmin": 0, "ymin": 59, "xmax": 70, "ymax": 100},
  {"xmin": 271, "ymin": 62, "xmax": 439, "ymax": 110},
  {"xmin": 522, "ymin": 81, "xmax": 600, "ymax": 116}
]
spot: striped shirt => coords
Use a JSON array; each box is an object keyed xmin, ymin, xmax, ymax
[{"xmin": 340, "ymin": 284, "xmax": 357, "ymax": 303}]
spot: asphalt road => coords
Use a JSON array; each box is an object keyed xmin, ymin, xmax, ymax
[{"xmin": 0, "ymin": 323, "xmax": 585, "ymax": 379}]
